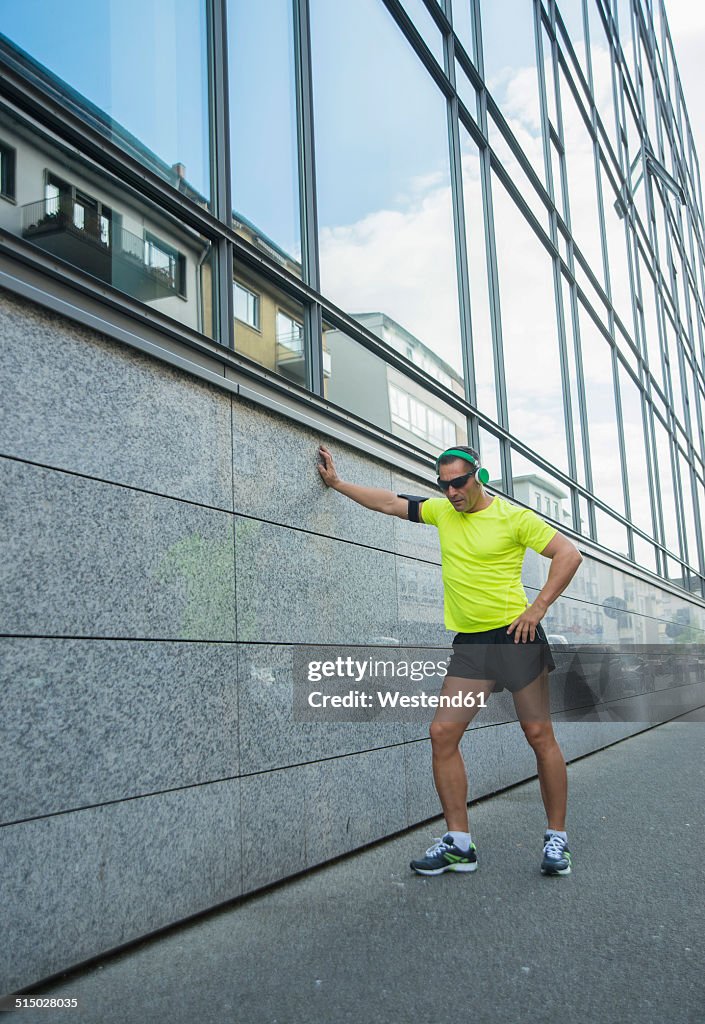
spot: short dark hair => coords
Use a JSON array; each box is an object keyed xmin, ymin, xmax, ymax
[{"xmin": 437, "ymin": 445, "xmax": 481, "ymax": 470}]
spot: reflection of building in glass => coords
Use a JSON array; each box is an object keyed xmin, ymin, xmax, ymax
[
  {"xmin": 511, "ymin": 474, "xmax": 572, "ymax": 530},
  {"xmin": 0, "ymin": 105, "xmax": 214, "ymax": 337},
  {"xmin": 326, "ymin": 312, "xmax": 465, "ymax": 452}
]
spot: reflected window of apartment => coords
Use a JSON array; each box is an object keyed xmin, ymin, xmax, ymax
[
  {"xmin": 234, "ymin": 282, "xmax": 260, "ymax": 330},
  {"xmin": 4, "ymin": 107, "xmax": 214, "ymax": 337},
  {"xmin": 390, "ymin": 385, "xmax": 411, "ymax": 427},
  {"xmin": 427, "ymin": 409, "xmax": 455, "ymax": 448},
  {"xmin": 0, "ymin": 141, "xmax": 16, "ymax": 200},
  {"xmin": 45, "ymin": 173, "xmax": 70, "ymax": 216},
  {"xmin": 276, "ymin": 311, "xmax": 304, "ymax": 353},
  {"xmin": 144, "ymin": 233, "xmax": 186, "ymax": 298},
  {"xmin": 232, "ymin": 264, "xmax": 308, "ymax": 384},
  {"xmin": 553, "ymin": 500, "xmax": 559, "ymax": 518},
  {"xmin": 389, "ymin": 384, "xmax": 455, "ymax": 446},
  {"xmin": 535, "ymin": 493, "xmax": 542, "ymax": 510}
]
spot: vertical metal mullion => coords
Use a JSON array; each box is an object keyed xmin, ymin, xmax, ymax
[
  {"xmin": 445, "ymin": 28, "xmax": 477, "ymax": 435},
  {"xmin": 610, "ymin": 348, "xmax": 633, "ymax": 558},
  {"xmin": 472, "ymin": 0, "xmax": 510, "ymax": 491},
  {"xmin": 552, "ymin": 3, "xmax": 594, "ymax": 518},
  {"xmin": 294, "ymin": 0, "xmax": 323, "ymax": 395},
  {"xmin": 690, "ymin": 460, "xmax": 705, "ymax": 576},
  {"xmin": 536, "ymin": 1, "xmax": 578, "ymax": 498},
  {"xmin": 210, "ymin": 0, "xmax": 234, "ymax": 349}
]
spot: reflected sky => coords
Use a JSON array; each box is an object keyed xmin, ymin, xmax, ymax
[
  {"xmin": 229, "ymin": 0, "xmax": 301, "ymax": 259},
  {"xmin": 310, "ymin": 0, "xmax": 462, "ymax": 375},
  {"xmin": 0, "ymin": 0, "xmax": 211, "ymax": 201}
]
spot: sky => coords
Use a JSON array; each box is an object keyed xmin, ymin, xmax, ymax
[{"xmin": 662, "ymin": 0, "xmax": 705, "ymax": 186}]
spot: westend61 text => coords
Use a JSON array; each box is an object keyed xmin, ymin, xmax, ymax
[{"xmin": 307, "ymin": 690, "xmax": 488, "ymax": 709}]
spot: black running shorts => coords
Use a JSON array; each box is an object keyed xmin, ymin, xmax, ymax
[{"xmin": 446, "ymin": 622, "xmax": 556, "ymax": 693}]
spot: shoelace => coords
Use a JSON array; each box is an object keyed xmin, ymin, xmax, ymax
[
  {"xmin": 543, "ymin": 833, "xmax": 567, "ymax": 859},
  {"xmin": 425, "ymin": 837, "xmax": 453, "ymax": 857}
]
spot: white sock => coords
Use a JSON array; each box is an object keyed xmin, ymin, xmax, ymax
[
  {"xmin": 546, "ymin": 828, "xmax": 567, "ymax": 842},
  {"xmin": 446, "ymin": 830, "xmax": 472, "ymax": 851}
]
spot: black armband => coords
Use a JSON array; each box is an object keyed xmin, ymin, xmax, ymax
[{"xmin": 397, "ymin": 494, "xmax": 428, "ymax": 524}]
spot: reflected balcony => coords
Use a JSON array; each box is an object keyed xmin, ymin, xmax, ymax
[
  {"xmin": 275, "ymin": 337, "xmax": 331, "ymax": 385},
  {"xmin": 22, "ymin": 197, "xmax": 181, "ymax": 301}
]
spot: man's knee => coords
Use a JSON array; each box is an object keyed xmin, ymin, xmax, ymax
[
  {"xmin": 520, "ymin": 720, "xmax": 556, "ymax": 752},
  {"xmin": 429, "ymin": 719, "xmax": 463, "ymax": 755}
]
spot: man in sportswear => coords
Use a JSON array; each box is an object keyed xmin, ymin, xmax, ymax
[{"xmin": 317, "ymin": 443, "xmax": 583, "ymax": 877}]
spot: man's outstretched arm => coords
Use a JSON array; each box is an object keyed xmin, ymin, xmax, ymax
[{"xmin": 317, "ymin": 445, "xmax": 414, "ymax": 519}]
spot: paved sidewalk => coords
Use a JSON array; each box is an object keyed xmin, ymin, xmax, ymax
[{"xmin": 9, "ymin": 712, "xmax": 705, "ymax": 1024}]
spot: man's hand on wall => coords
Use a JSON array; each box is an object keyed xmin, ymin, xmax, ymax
[{"xmin": 317, "ymin": 445, "xmax": 340, "ymax": 488}]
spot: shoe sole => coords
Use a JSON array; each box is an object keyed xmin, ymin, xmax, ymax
[
  {"xmin": 410, "ymin": 862, "xmax": 478, "ymax": 875},
  {"xmin": 541, "ymin": 864, "xmax": 571, "ymax": 875}
]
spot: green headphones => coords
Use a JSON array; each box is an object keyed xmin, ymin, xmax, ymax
[{"xmin": 435, "ymin": 448, "xmax": 490, "ymax": 485}]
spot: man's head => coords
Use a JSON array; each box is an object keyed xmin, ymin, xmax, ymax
[{"xmin": 436, "ymin": 446, "xmax": 491, "ymax": 514}]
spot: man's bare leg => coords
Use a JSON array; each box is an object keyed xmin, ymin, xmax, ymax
[
  {"xmin": 429, "ymin": 676, "xmax": 495, "ymax": 832},
  {"xmin": 511, "ymin": 669, "xmax": 567, "ymax": 830}
]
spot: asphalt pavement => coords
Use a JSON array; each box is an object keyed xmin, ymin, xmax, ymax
[{"xmin": 7, "ymin": 710, "xmax": 705, "ymax": 1024}]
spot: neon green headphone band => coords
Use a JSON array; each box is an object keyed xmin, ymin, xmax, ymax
[
  {"xmin": 436, "ymin": 448, "xmax": 490, "ymax": 485},
  {"xmin": 436, "ymin": 448, "xmax": 479, "ymax": 470}
]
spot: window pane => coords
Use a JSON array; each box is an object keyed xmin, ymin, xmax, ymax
[
  {"xmin": 637, "ymin": 251, "xmax": 663, "ymax": 381},
  {"xmin": 557, "ymin": 1, "xmax": 588, "ymax": 77},
  {"xmin": 618, "ymin": 366, "xmax": 653, "ymax": 536},
  {"xmin": 652, "ymin": 416, "xmax": 680, "ymax": 559},
  {"xmin": 510, "ymin": 450, "xmax": 571, "ymax": 530},
  {"xmin": 325, "ymin": 324, "xmax": 468, "ymax": 455},
  {"xmin": 595, "ymin": 507, "xmax": 629, "ymax": 557},
  {"xmin": 399, "ymin": 0, "xmax": 444, "ymax": 65},
  {"xmin": 600, "ymin": 162, "xmax": 636, "ymax": 342},
  {"xmin": 478, "ymin": 427, "xmax": 502, "ymax": 487},
  {"xmin": 452, "ymin": 0, "xmax": 474, "ymax": 58},
  {"xmin": 678, "ymin": 450, "xmax": 700, "ymax": 572},
  {"xmin": 492, "ymin": 177, "xmax": 569, "ymax": 473},
  {"xmin": 1, "ymin": 108, "xmax": 215, "ymax": 336},
  {"xmin": 560, "ymin": 68, "xmax": 605, "ymax": 286},
  {"xmin": 586, "ymin": 0, "xmax": 618, "ymax": 155},
  {"xmin": 480, "ymin": 0, "xmax": 545, "ymax": 181},
  {"xmin": 311, "ymin": 0, "xmax": 464, "ymax": 384},
  {"xmin": 2, "ymin": 0, "xmax": 212, "ymax": 206},
  {"xmin": 578, "ymin": 302, "xmax": 624, "ymax": 513},
  {"xmin": 460, "ymin": 129, "xmax": 495, "ymax": 418},
  {"xmin": 633, "ymin": 533, "xmax": 658, "ymax": 574},
  {"xmin": 229, "ymin": 0, "xmax": 301, "ymax": 268},
  {"xmin": 0, "ymin": 140, "xmax": 17, "ymax": 199},
  {"xmin": 233, "ymin": 265, "xmax": 308, "ymax": 387},
  {"xmin": 558, "ymin": 276, "xmax": 587, "ymax": 487}
]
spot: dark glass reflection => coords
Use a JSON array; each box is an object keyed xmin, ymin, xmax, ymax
[
  {"xmin": 0, "ymin": 0, "xmax": 211, "ymax": 206},
  {"xmin": 0, "ymin": 107, "xmax": 215, "ymax": 336}
]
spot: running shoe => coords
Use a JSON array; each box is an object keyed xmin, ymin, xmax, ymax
[
  {"xmin": 410, "ymin": 833, "xmax": 478, "ymax": 875},
  {"xmin": 541, "ymin": 831, "xmax": 572, "ymax": 875}
]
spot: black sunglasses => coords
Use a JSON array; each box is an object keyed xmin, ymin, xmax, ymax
[{"xmin": 437, "ymin": 468, "xmax": 476, "ymax": 492}]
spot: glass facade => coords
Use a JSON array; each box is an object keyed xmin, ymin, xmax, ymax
[{"xmin": 2, "ymin": 0, "xmax": 705, "ymax": 596}]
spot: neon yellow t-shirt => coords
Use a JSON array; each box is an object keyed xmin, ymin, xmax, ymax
[{"xmin": 421, "ymin": 495, "xmax": 557, "ymax": 633}]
